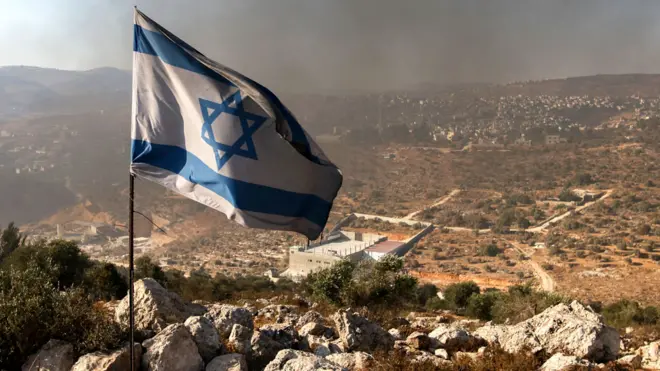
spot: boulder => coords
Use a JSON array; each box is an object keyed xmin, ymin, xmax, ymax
[
  {"xmin": 141, "ymin": 323, "xmax": 204, "ymax": 371},
  {"xmin": 264, "ymin": 349, "xmax": 345, "ymax": 371},
  {"xmin": 330, "ymin": 339, "xmax": 347, "ymax": 353},
  {"xmin": 410, "ymin": 316, "xmax": 449, "ymax": 331},
  {"xmin": 299, "ymin": 322, "xmax": 330, "ymax": 338},
  {"xmin": 325, "ymin": 352, "xmax": 374, "ymax": 370},
  {"xmin": 206, "ymin": 354, "xmax": 248, "ymax": 371},
  {"xmin": 412, "ymin": 352, "xmax": 453, "ymax": 368},
  {"xmin": 649, "ymin": 341, "xmax": 660, "ymax": 361},
  {"xmin": 474, "ymin": 301, "xmax": 620, "ymax": 362},
  {"xmin": 434, "ymin": 348, "xmax": 449, "ymax": 359},
  {"xmin": 389, "ymin": 317, "xmax": 411, "ymax": 328},
  {"xmin": 204, "ymin": 304, "xmax": 254, "ymax": 338},
  {"xmin": 71, "ymin": 343, "xmax": 142, "ymax": 371},
  {"xmin": 250, "ymin": 331, "xmax": 286, "ymax": 366},
  {"xmin": 388, "ymin": 328, "xmax": 403, "ymax": 341},
  {"xmin": 296, "ymin": 311, "xmax": 325, "ymax": 329},
  {"xmin": 103, "ymin": 301, "xmax": 120, "ymax": 318},
  {"xmin": 617, "ymin": 354, "xmax": 642, "ymax": 369},
  {"xmin": 258, "ymin": 305, "xmax": 299, "ymax": 326},
  {"xmin": 258, "ymin": 323, "xmax": 298, "ymax": 349},
  {"xmin": 300, "ymin": 335, "xmax": 343, "ymax": 357},
  {"xmin": 393, "ymin": 340, "xmax": 412, "ymax": 352},
  {"xmin": 184, "ymin": 316, "xmax": 222, "ymax": 363},
  {"xmin": 228, "ymin": 324, "xmax": 253, "ymax": 355},
  {"xmin": 540, "ymin": 353, "xmax": 592, "ymax": 371},
  {"xmin": 406, "ymin": 331, "xmax": 431, "ymax": 350},
  {"xmin": 638, "ymin": 341, "xmax": 660, "ymax": 369},
  {"xmin": 243, "ymin": 304, "xmax": 258, "ymax": 317},
  {"xmin": 292, "ymin": 294, "xmax": 312, "ymax": 308},
  {"xmin": 21, "ymin": 339, "xmax": 75, "ymax": 371},
  {"xmin": 301, "ymin": 336, "xmax": 330, "ymax": 357},
  {"xmin": 116, "ymin": 278, "xmax": 200, "ymax": 336},
  {"xmin": 428, "ymin": 323, "xmax": 475, "ymax": 350},
  {"xmin": 332, "ymin": 309, "xmax": 394, "ymax": 352}
]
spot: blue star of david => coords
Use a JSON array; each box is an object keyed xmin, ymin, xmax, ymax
[{"xmin": 199, "ymin": 91, "xmax": 267, "ymax": 171}]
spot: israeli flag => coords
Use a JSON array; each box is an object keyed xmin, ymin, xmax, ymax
[{"xmin": 131, "ymin": 9, "xmax": 342, "ymax": 240}]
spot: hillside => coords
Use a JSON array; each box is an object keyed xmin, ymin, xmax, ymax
[
  {"xmin": 3, "ymin": 66, "xmax": 660, "ymax": 291},
  {"xmin": 449, "ymin": 74, "xmax": 660, "ymax": 98},
  {"xmin": 0, "ymin": 66, "xmax": 130, "ymax": 119}
]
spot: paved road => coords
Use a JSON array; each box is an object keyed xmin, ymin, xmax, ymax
[
  {"xmin": 511, "ymin": 241, "xmax": 555, "ymax": 292},
  {"xmin": 404, "ymin": 189, "xmax": 461, "ymax": 220}
]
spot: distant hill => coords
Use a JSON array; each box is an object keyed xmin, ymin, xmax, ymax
[
  {"xmin": 496, "ymin": 74, "xmax": 660, "ymax": 97},
  {"xmin": 0, "ymin": 66, "xmax": 130, "ymax": 119},
  {"xmin": 410, "ymin": 74, "xmax": 660, "ymax": 98}
]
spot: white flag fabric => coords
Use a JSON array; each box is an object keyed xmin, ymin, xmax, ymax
[{"xmin": 131, "ymin": 9, "xmax": 342, "ymax": 239}]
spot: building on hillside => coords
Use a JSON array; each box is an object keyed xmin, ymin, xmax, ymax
[
  {"xmin": 545, "ymin": 135, "xmax": 567, "ymax": 145},
  {"xmin": 465, "ymin": 139, "xmax": 505, "ymax": 151},
  {"xmin": 282, "ymin": 231, "xmax": 386, "ymax": 280},
  {"xmin": 365, "ymin": 240, "xmax": 407, "ymax": 260},
  {"xmin": 514, "ymin": 137, "xmax": 532, "ymax": 146},
  {"xmin": 282, "ymin": 229, "xmax": 417, "ymax": 281},
  {"xmin": 281, "ymin": 213, "xmax": 435, "ymax": 281},
  {"xmin": 572, "ymin": 189, "xmax": 604, "ymax": 204}
]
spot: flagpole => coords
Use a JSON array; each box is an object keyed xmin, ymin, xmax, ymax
[{"xmin": 128, "ymin": 173, "xmax": 135, "ymax": 371}]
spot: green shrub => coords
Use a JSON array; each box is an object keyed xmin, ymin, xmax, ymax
[
  {"xmin": 2, "ymin": 239, "xmax": 92, "ymax": 289},
  {"xmin": 0, "ymin": 223, "xmax": 26, "ymax": 263},
  {"xmin": 415, "ymin": 283, "xmax": 438, "ymax": 306},
  {"xmin": 443, "ymin": 281, "xmax": 480, "ymax": 309},
  {"xmin": 603, "ymin": 300, "xmax": 660, "ymax": 328},
  {"xmin": 83, "ymin": 262, "xmax": 128, "ymax": 301},
  {"xmin": 479, "ymin": 244, "xmax": 501, "ymax": 257},
  {"xmin": 135, "ymin": 256, "xmax": 167, "ymax": 286},
  {"xmin": 518, "ymin": 218, "xmax": 531, "ymax": 229},
  {"xmin": 303, "ymin": 260, "xmax": 355, "ymax": 305},
  {"xmin": 490, "ymin": 284, "xmax": 566, "ymax": 324},
  {"xmin": 466, "ymin": 291, "xmax": 502, "ymax": 320},
  {"xmin": 303, "ymin": 255, "xmax": 420, "ymax": 309},
  {"xmin": 559, "ymin": 189, "xmax": 581, "ymax": 202},
  {"xmin": 0, "ymin": 263, "xmax": 124, "ymax": 368},
  {"xmin": 548, "ymin": 245, "xmax": 562, "ymax": 256},
  {"xmin": 425, "ymin": 297, "xmax": 450, "ymax": 311}
]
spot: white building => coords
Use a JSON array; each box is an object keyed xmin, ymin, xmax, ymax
[{"xmin": 545, "ymin": 135, "xmax": 567, "ymax": 145}]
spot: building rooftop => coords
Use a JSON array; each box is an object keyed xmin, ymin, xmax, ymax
[
  {"xmin": 366, "ymin": 240, "xmax": 405, "ymax": 254},
  {"xmin": 299, "ymin": 231, "xmax": 386, "ymax": 257}
]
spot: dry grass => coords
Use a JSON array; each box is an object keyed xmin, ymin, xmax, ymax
[{"xmin": 372, "ymin": 347, "xmax": 543, "ymax": 371}]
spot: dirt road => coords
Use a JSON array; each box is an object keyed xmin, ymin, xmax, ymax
[
  {"xmin": 404, "ymin": 189, "xmax": 461, "ymax": 220},
  {"xmin": 445, "ymin": 226, "xmax": 491, "ymax": 234},
  {"xmin": 525, "ymin": 189, "xmax": 612, "ymax": 233},
  {"xmin": 510, "ymin": 241, "xmax": 555, "ymax": 292}
]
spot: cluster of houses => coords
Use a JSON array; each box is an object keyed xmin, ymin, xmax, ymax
[{"xmin": 339, "ymin": 92, "xmax": 660, "ymax": 147}]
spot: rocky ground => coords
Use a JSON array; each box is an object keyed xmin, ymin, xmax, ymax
[{"xmin": 22, "ymin": 278, "xmax": 660, "ymax": 371}]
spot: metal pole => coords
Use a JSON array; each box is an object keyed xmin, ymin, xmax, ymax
[{"xmin": 128, "ymin": 174, "xmax": 135, "ymax": 371}]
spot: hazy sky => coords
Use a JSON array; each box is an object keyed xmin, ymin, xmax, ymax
[{"xmin": 3, "ymin": 0, "xmax": 660, "ymax": 92}]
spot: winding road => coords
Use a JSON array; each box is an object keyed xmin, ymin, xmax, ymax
[
  {"xmin": 404, "ymin": 189, "xmax": 461, "ymax": 220},
  {"xmin": 396, "ymin": 188, "xmax": 614, "ymax": 293},
  {"xmin": 525, "ymin": 189, "xmax": 613, "ymax": 233},
  {"xmin": 510, "ymin": 241, "xmax": 556, "ymax": 292}
]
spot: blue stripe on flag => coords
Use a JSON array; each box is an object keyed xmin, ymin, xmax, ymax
[
  {"xmin": 133, "ymin": 25, "xmax": 235, "ymax": 87},
  {"xmin": 131, "ymin": 139, "xmax": 331, "ymax": 227}
]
